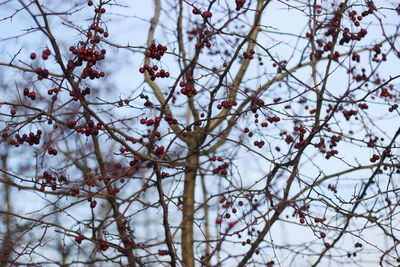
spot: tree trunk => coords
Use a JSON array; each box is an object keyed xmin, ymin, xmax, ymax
[
  {"xmin": 181, "ymin": 152, "xmax": 199, "ymax": 267},
  {"xmin": 1, "ymin": 155, "xmax": 13, "ymax": 265}
]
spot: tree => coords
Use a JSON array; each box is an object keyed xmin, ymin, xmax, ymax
[{"xmin": 0, "ymin": 0, "xmax": 399, "ymax": 266}]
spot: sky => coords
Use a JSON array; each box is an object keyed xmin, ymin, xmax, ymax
[{"xmin": 0, "ymin": 0, "xmax": 400, "ymax": 266}]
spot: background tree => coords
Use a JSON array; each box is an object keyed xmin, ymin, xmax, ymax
[{"xmin": 0, "ymin": 0, "xmax": 399, "ymax": 266}]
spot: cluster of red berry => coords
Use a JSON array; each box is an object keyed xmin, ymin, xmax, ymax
[
  {"xmin": 327, "ymin": 184, "xmax": 338, "ymax": 193},
  {"xmin": 68, "ymin": 87, "xmax": 90, "ymax": 101},
  {"xmin": 254, "ymin": 98, "xmax": 265, "ymax": 106},
  {"xmin": 370, "ymin": 153, "xmax": 380, "ymax": 162},
  {"xmin": 243, "ymin": 49, "xmax": 255, "ymax": 59},
  {"xmin": 155, "ymin": 146, "xmax": 165, "ymax": 156},
  {"xmin": 75, "ymin": 235, "xmax": 85, "ymax": 244},
  {"xmin": 7, "ymin": 130, "xmax": 42, "ymax": 147},
  {"xmin": 47, "ymin": 147, "xmax": 58, "ymax": 155},
  {"xmin": 253, "ymin": 140, "xmax": 265, "ymax": 149},
  {"xmin": 371, "ymin": 43, "xmax": 386, "ymax": 62},
  {"xmin": 38, "ymin": 171, "xmax": 63, "ymax": 191},
  {"xmin": 164, "ymin": 114, "xmax": 178, "ymax": 125},
  {"xmin": 285, "ymin": 135, "xmax": 294, "ymax": 144},
  {"xmin": 354, "ymin": 68, "xmax": 368, "ymax": 82},
  {"xmin": 325, "ymin": 149, "xmax": 338, "ymax": 159},
  {"xmin": 192, "ymin": 8, "xmax": 212, "ymax": 19},
  {"xmin": 140, "ymin": 117, "xmax": 162, "ymax": 127},
  {"xmin": 87, "ymin": 23, "xmax": 109, "ymax": 42},
  {"xmin": 139, "ymin": 64, "xmax": 170, "ymax": 81},
  {"xmin": 351, "ymin": 52, "xmax": 361, "ymax": 62},
  {"xmin": 34, "ymin": 67, "xmax": 49, "ymax": 80},
  {"xmin": 42, "ymin": 48, "xmax": 51, "ymax": 60},
  {"xmin": 68, "ymin": 44, "xmax": 106, "ymax": 79},
  {"xmin": 244, "ymin": 127, "xmax": 253, "ymax": 137},
  {"xmin": 139, "ymin": 42, "xmax": 169, "ymax": 80},
  {"xmin": 23, "ymin": 87, "xmax": 36, "ymax": 100},
  {"xmin": 212, "ymin": 159, "xmax": 229, "ymax": 176},
  {"xmin": 145, "ymin": 42, "xmax": 167, "ymax": 60},
  {"xmin": 217, "ymin": 100, "xmax": 238, "ymax": 109},
  {"xmin": 129, "ymin": 156, "xmax": 140, "ymax": 167},
  {"xmin": 194, "ymin": 29, "xmax": 213, "ymax": 49},
  {"xmin": 179, "ymin": 81, "xmax": 198, "ymax": 97},
  {"xmin": 329, "ymin": 135, "xmax": 342, "ymax": 148},
  {"xmin": 98, "ymin": 241, "xmax": 109, "ymax": 251},
  {"xmin": 340, "ymin": 27, "xmax": 368, "ymax": 47},
  {"xmin": 47, "ymin": 87, "xmax": 61, "ymax": 96},
  {"xmin": 380, "ymin": 87, "xmax": 395, "ymax": 99},
  {"xmin": 294, "ymin": 140, "xmax": 308, "ymax": 150},
  {"xmin": 272, "ymin": 60, "xmax": 287, "ymax": 73},
  {"xmin": 74, "ymin": 119, "xmax": 100, "ymax": 136},
  {"xmin": 266, "ymin": 116, "xmax": 280, "ymax": 123},
  {"xmin": 358, "ymin": 103, "xmax": 368, "ymax": 109},
  {"xmin": 235, "ymin": 0, "xmax": 246, "ymax": 11},
  {"xmin": 342, "ymin": 109, "xmax": 358, "ymax": 120}
]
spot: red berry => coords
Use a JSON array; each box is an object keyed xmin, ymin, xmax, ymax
[
  {"xmin": 90, "ymin": 200, "xmax": 97, "ymax": 208},
  {"xmin": 75, "ymin": 235, "xmax": 85, "ymax": 244},
  {"xmin": 30, "ymin": 53, "xmax": 36, "ymax": 60}
]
